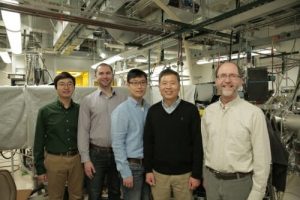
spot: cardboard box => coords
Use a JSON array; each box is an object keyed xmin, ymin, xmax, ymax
[{"xmin": 17, "ymin": 189, "xmax": 32, "ymax": 200}]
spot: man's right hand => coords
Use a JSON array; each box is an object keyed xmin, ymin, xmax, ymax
[
  {"xmin": 37, "ymin": 174, "xmax": 48, "ymax": 184},
  {"xmin": 84, "ymin": 161, "xmax": 96, "ymax": 179},
  {"xmin": 123, "ymin": 176, "xmax": 134, "ymax": 188},
  {"xmin": 146, "ymin": 172, "xmax": 156, "ymax": 186}
]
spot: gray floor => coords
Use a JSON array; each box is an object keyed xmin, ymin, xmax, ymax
[{"xmin": 1, "ymin": 151, "xmax": 300, "ymax": 200}]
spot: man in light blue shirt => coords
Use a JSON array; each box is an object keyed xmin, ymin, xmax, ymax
[{"xmin": 111, "ymin": 68, "xmax": 150, "ymax": 200}]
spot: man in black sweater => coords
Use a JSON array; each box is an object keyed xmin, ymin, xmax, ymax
[{"xmin": 143, "ymin": 68, "xmax": 203, "ymax": 200}]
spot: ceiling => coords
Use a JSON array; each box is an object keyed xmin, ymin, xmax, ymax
[{"xmin": 0, "ymin": 0, "xmax": 300, "ymax": 72}]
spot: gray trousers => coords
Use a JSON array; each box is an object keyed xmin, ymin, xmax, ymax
[{"xmin": 203, "ymin": 167, "xmax": 252, "ymax": 200}]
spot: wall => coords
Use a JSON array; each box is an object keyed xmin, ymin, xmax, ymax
[
  {"xmin": 0, "ymin": 62, "xmax": 11, "ymax": 86},
  {"xmin": 0, "ymin": 53, "xmax": 100, "ymax": 86}
]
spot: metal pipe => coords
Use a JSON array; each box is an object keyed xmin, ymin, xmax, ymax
[
  {"xmin": 142, "ymin": 0, "xmax": 274, "ymax": 49},
  {"xmin": 0, "ymin": 2, "xmax": 163, "ymax": 36},
  {"xmin": 283, "ymin": 113, "xmax": 300, "ymax": 132}
]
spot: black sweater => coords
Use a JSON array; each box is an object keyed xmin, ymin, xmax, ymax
[{"xmin": 143, "ymin": 100, "xmax": 203, "ymax": 179}]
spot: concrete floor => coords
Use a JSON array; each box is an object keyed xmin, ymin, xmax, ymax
[{"xmin": 1, "ymin": 151, "xmax": 300, "ymax": 200}]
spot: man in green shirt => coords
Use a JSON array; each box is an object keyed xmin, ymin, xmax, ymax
[{"xmin": 34, "ymin": 72, "xmax": 84, "ymax": 200}]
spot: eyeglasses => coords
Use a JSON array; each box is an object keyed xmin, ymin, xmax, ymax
[
  {"xmin": 217, "ymin": 73, "xmax": 240, "ymax": 80},
  {"xmin": 57, "ymin": 82, "xmax": 74, "ymax": 87},
  {"xmin": 129, "ymin": 81, "xmax": 147, "ymax": 86}
]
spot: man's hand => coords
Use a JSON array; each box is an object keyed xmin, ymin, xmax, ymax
[
  {"xmin": 84, "ymin": 161, "xmax": 96, "ymax": 179},
  {"xmin": 146, "ymin": 172, "xmax": 156, "ymax": 186},
  {"xmin": 123, "ymin": 176, "xmax": 134, "ymax": 188},
  {"xmin": 188, "ymin": 177, "xmax": 200, "ymax": 190},
  {"xmin": 37, "ymin": 174, "xmax": 48, "ymax": 184}
]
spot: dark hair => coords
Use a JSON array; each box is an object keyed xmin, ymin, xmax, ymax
[
  {"xmin": 54, "ymin": 72, "xmax": 75, "ymax": 89},
  {"xmin": 215, "ymin": 62, "xmax": 244, "ymax": 78},
  {"xmin": 127, "ymin": 68, "xmax": 147, "ymax": 82},
  {"xmin": 95, "ymin": 63, "xmax": 113, "ymax": 74},
  {"xmin": 158, "ymin": 68, "xmax": 180, "ymax": 83}
]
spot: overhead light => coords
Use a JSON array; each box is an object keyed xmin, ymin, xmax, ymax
[
  {"xmin": 100, "ymin": 52, "xmax": 107, "ymax": 59},
  {"xmin": 104, "ymin": 55, "xmax": 123, "ymax": 64},
  {"xmin": 1, "ymin": 10, "xmax": 22, "ymax": 54},
  {"xmin": 135, "ymin": 55, "xmax": 147, "ymax": 63},
  {"xmin": 0, "ymin": 52, "xmax": 12, "ymax": 63},
  {"xmin": 2, "ymin": 0, "xmax": 19, "ymax": 3},
  {"xmin": 196, "ymin": 59, "xmax": 210, "ymax": 65},
  {"xmin": 91, "ymin": 55, "xmax": 124, "ymax": 69}
]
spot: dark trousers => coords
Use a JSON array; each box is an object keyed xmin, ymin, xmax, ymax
[
  {"xmin": 122, "ymin": 162, "xmax": 150, "ymax": 200},
  {"xmin": 204, "ymin": 167, "xmax": 252, "ymax": 200},
  {"xmin": 87, "ymin": 148, "xmax": 121, "ymax": 200}
]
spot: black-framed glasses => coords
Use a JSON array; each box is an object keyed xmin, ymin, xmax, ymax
[
  {"xmin": 217, "ymin": 73, "xmax": 240, "ymax": 80},
  {"xmin": 129, "ymin": 81, "xmax": 147, "ymax": 86}
]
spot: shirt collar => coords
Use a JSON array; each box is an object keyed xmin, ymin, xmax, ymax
[
  {"xmin": 162, "ymin": 97, "xmax": 181, "ymax": 110},
  {"xmin": 218, "ymin": 95, "xmax": 240, "ymax": 109},
  {"xmin": 98, "ymin": 88, "xmax": 116, "ymax": 97},
  {"xmin": 128, "ymin": 96, "xmax": 145, "ymax": 107},
  {"xmin": 56, "ymin": 98, "xmax": 75, "ymax": 109}
]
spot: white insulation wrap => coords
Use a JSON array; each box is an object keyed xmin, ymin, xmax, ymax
[
  {"xmin": 0, "ymin": 86, "xmax": 27, "ymax": 150},
  {"xmin": 0, "ymin": 85, "xmax": 195, "ymax": 150},
  {"xmin": 0, "ymin": 86, "xmax": 99, "ymax": 150}
]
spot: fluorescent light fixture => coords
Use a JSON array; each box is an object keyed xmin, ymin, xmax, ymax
[
  {"xmin": 103, "ymin": 55, "xmax": 123, "ymax": 65},
  {"xmin": 91, "ymin": 55, "xmax": 124, "ymax": 69},
  {"xmin": 135, "ymin": 56, "xmax": 147, "ymax": 63},
  {"xmin": 196, "ymin": 59, "xmax": 210, "ymax": 65},
  {"xmin": 1, "ymin": 10, "xmax": 21, "ymax": 31},
  {"xmin": 1, "ymin": 10, "xmax": 22, "ymax": 54},
  {"xmin": 0, "ymin": 52, "xmax": 11, "ymax": 63},
  {"xmin": 100, "ymin": 52, "xmax": 107, "ymax": 59},
  {"xmin": 252, "ymin": 48, "xmax": 276, "ymax": 55},
  {"xmin": 2, "ymin": 0, "xmax": 19, "ymax": 3},
  {"xmin": 6, "ymin": 30, "xmax": 22, "ymax": 54}
]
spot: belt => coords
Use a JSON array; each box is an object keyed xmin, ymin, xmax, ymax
[
  {"xmin": 128, "ymin": 158, "xmax": 144, "ymax": 165},
  {"xmin": 206, "ymin": 166, "xmax": 252, "ymax": 180},
  {"xmin": 90, "ymin": 143, "xmax": 113, "ymax": 152},
  {"xmin": 47, "ymin": 149, "xmax": 78, "ymax": 156}
]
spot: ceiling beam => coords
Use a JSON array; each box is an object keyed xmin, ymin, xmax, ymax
[{"xmin": 0, "ymin": 2, "xmax": 164, "ymax": 36}]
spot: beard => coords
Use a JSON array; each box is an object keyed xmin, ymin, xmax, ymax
[
  {"xmin": 222, "ymin": 89, "xmax": 234, "ymax": 97},
  {"xmin": 220, "ymin": 86, "xmax": 239, "ymax": 97}
]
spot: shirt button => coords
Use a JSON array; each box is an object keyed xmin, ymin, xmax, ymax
[
  {"xmin": 66, "ymin": 129, "xmax": 69, "ymax": 132},
  {"xmin": 66, "ymin": 120, "xmax": 69, "ymax": 123},
  {"xmin": 68, "ymin": 138, "xmax": 70, "ymax": 141}
]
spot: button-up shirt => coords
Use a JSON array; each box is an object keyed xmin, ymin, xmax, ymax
[
  {"xmin": 111, "ymin": 97, "xmax": 150, "ymax": 178},
  {"xmin": 162, "ymin": 97, "xmax": 181, "ymax": 113},
  {"xmin": 34, "ymin": 99, "xmax": 79, "ymax": 175},
  {"xmin": 78, "ymin": 88, "xmax": 127, "ymax": 163},
  {"xmin": 201, "ymin": 96, "xmax": 271, "ymax": 200}
]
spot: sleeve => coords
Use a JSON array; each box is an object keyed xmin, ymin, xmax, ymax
[
  {"xmin": 247, "ymin": 110, "xmax": 271, "ymax": 200},
  {"xmin": 77, "ymin": 97, "xmax": 91, "ymax": 163},
  {"xmin": 111, "ymin": 106, "xmax": 131, "ymax": 178},
  {"xmin": 33, "ymin": 109, "xmax": 46, "ymax": 175},
  {"xmin": 143, "ymin": 108, "xmax": 154, "ymax": 173},
  {"xmin": 191, "ymin": 105, "xmax": 203, "ymax": 179},
  {"xmin": 201, "ymin": 109, "xmax": 208, "ymax": 163}
]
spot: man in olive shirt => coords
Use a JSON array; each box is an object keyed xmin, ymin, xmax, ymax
[{"xmin": 34, "ymin": 72, "xmax": 84, "ymax": 200}]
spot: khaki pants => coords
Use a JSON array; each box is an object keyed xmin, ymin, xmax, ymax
[
  {"xmin": 151, "ymin": 170, "xmax": 193, "ymax": 200},
  {"xmin": 44, "ymin": 153, "xmax": 84, "ymax": 200}
]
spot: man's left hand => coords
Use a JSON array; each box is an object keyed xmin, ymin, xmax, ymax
[{"xmin": 189, "ymin": 177, "xmax": 200, "ymax": 190}]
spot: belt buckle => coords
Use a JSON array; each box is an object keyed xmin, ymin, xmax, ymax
[
  {"xmin": 137, "ymin": 159, "xmax": 143, "ymax": 165},
  {"xmin": 128, "ymin": 158, "xmax": 143, "ymax": 165}
]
